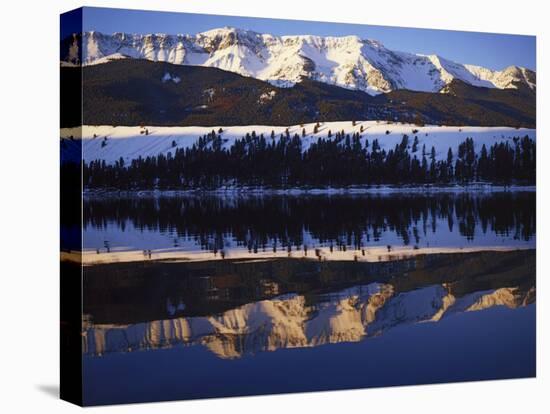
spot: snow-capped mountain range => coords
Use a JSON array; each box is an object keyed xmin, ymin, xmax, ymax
[{"xmin": 63, "ymin": 27, "xmax": 536, "ymax": 95}]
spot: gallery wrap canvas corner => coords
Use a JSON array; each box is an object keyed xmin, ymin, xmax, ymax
[{"xmin": 60, "ymin": 6, "xmax": 536, "ymax": 406}]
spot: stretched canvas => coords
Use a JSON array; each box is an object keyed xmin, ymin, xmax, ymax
[{"xmin": 60, "ymin": 6, "xmax": 536, "ymax": 406}]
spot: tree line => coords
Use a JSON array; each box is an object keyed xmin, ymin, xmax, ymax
[{"xmin": 82, "ymin": 130, "xmax": 536, "ymax": 189}]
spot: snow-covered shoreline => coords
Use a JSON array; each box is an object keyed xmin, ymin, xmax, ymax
[
  {"xmin": 61, "ymin": 121, "xmax": 536, "ymax": 166},
  {"xmin": 64, "ymin": 245, "xmax": 534, "ymax": 266}
]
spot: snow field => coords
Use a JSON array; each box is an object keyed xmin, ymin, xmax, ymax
[{"xmin": 60, "ymin": 120, "xmax": 536, "ymax": 165}]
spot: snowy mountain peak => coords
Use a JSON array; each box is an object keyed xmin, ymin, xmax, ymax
[
  {"xmin": 199, "ymin": 26, "xmax": 257, "ymax": 37},
  {"xmin": 63, "ymin": 29, "xmax": 536, "ymax": 95}
]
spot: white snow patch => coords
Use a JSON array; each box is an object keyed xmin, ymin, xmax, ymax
[
  {"xmin": 259, "ymin": 90, "xmax": 277, "ymax": 103},
  {"xmin": 161, "ymin": 72, "xmax": 181, "ymax": 83}
]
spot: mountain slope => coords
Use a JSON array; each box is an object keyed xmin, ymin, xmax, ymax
[
  {"xmin": 60, "ymin": 28, "xmax": 536, "ymax": 95},
  {"xmin": 61, "ymin": 59, "xmax": 535, "ymax": 127},
  {"xmin": 75, "ymin": 59, "xmax": 376, "ymax": 127},
  {"xmin": 376, "ymin": 79, "xmax": 535, "ymax": 127}
]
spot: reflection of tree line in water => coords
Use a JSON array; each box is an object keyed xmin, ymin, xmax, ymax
[{"xmin": 83, "ymin": 193, "xmax": 535, "ymax": 252}]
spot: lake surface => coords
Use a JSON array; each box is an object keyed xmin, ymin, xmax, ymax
[
  {"xmin": 79, "ymin": 192, "xmax": 536, "ymax": 405},
  {"xmin": 80, "ymin": 192, "xmax": 535, "ymax": 262}
]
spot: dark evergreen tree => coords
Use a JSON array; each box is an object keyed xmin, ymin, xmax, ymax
[{"xmin": 412, "ymin": 136, "xmax": 419, "ymax": 153}]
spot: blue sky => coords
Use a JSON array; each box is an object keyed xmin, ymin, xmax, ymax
[{"xmin": 74, "ymin": 6, "xmax": 535, "ymax": 71}]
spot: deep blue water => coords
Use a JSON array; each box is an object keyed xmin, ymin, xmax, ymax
[{"xmin": 83, "ymin": 303, "xmax": 535, "ymax": 406}]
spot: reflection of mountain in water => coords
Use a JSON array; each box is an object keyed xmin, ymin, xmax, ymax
[
  {"xmin": 83, "ymin": 250, "xmax": 535, "ymax": 359},
  {"xmin": 83, "ymin": 283, "xmax": 534, "ymax": 359}
]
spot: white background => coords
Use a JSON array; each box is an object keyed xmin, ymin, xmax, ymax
[{"xmin": 0, "ymin": 0, "xmax": 548, "ymax": 411}]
